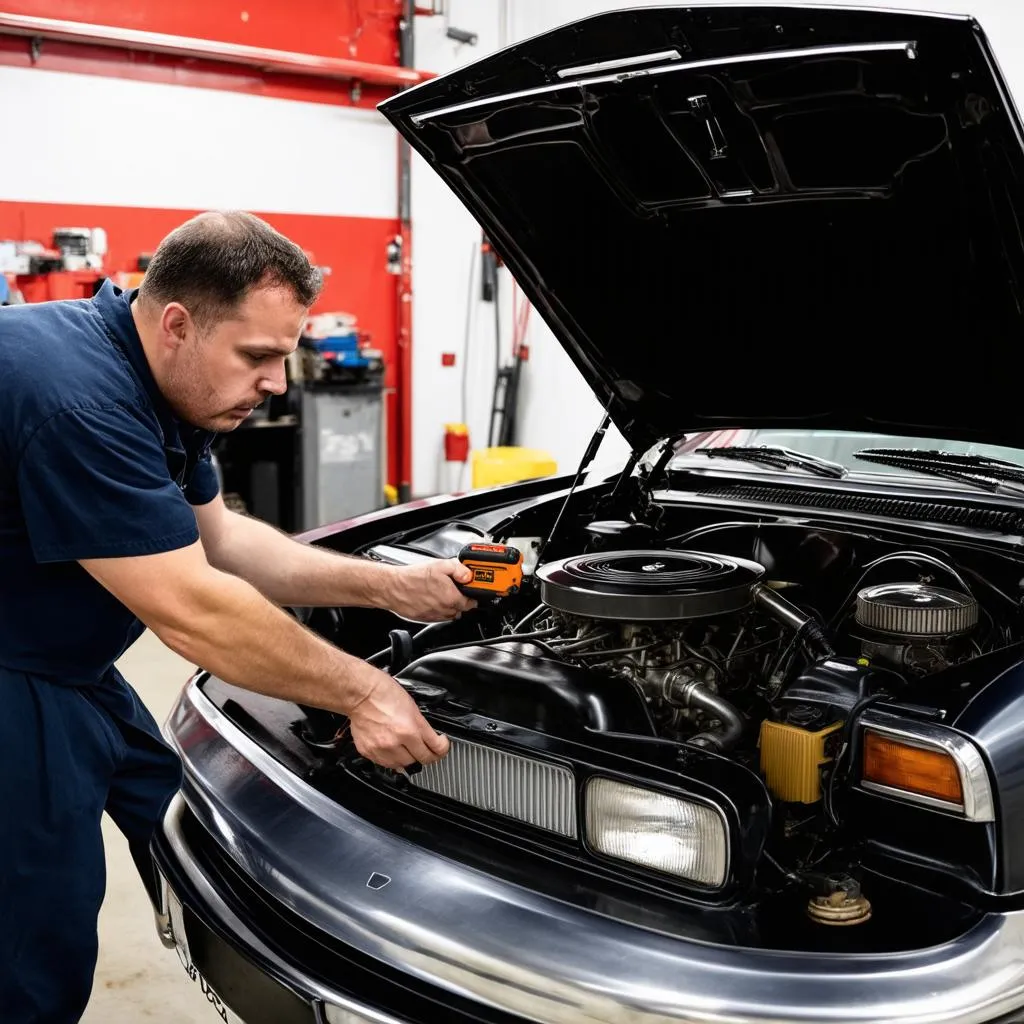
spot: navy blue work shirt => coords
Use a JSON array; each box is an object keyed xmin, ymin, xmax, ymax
[{"xmin": 0, "ymin": 279, "xmax": 219, "ymax": 684}]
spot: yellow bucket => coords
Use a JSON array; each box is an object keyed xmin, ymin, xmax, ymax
[{"xmin": 471, "ymin": 446, "xmax": 557, "ymax": 489}]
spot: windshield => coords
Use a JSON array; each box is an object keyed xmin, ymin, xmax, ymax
[{"xmin": 674, "ymin": 429, "xmax": 1024, "ymax": 478}]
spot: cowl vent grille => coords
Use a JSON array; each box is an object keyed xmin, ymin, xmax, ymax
[{"xmin": 696, "ymin": 485, "xmax": 1024, "ymax": 533}]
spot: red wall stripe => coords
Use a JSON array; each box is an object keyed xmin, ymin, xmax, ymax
[
  {"xmin": 1, "ymin": 0, "xmax": 404, "ymax": 65},
  {"xmin": 1, "ymin": 200, "xmax": 401, "ymax": 486},
  {"xmin": 1, "ymin": 0, "xmax": 408, "ymax": 483}
]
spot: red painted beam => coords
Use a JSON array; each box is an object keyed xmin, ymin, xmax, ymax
[{"xmin": 0, "ymin": 11, "xmax": 434, "ymax": 86}]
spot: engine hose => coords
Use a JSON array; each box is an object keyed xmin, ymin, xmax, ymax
[
  {"xmin": 753, "ymin": 584, "xmax": 835, "ymax": 658},
  {"xmin": 368, "ymin": 624, "xmax": 562, "ymax": 669},
  {"xmin": 799, "ymin": 616, "xmax": 835, "ymax": 657},
  {"xmin": 675, "ymin": 679, "xmax": 746, "ymax": 753},
  {"xmin": 422, "ymin": 627, "xmax": 560, "ymax": 657},
  {"xmin": 298, "ymin": 703, "xmax": 343, "ymax": 747},
  {"xmin": 366, "ymin": 621, "xmax": 453, "ymax": 669},
  {"xmin": 305, "ymin": 623, "xmax": 462, "ymax": 744}
]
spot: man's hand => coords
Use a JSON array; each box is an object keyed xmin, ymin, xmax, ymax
[
  {"xmin": 384, "ymin": 558, "xmax": 477, "ymax": 621},
  {"xmin": 347, "ymin": 665, "xmax": 450, "ymax": 769}
]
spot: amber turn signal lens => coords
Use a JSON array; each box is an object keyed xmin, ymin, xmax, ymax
[{"xmin": 863, "ymin": 731, "xmax": 964, "ymax": 806}]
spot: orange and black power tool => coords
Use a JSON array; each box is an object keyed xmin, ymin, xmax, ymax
[{"xmin": 457, "ymin": 543, "xmax": 523, "ymax": 601}]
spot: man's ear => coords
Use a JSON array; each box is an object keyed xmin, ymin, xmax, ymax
[{"xmin": 158, "ymin": 302, "xmax": 194, "ymax": 351}]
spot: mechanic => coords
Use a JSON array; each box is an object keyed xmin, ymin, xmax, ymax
[{"xmin": 0, "ymin": 210, "xmax": 475, "ymax": 1023}]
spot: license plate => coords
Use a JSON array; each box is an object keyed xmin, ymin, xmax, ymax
[{"xmin": 166, "ymin": 887, "xmax": 246, "ymax": 1024}]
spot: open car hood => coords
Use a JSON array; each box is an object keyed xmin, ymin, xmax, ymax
[{"xmin": 380, "ymin": 5, "xmax": 1024, "ymax": 453}]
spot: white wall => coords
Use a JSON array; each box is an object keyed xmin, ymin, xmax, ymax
[
  {"xmin": 411, "ymin": 3, "xmax": 501, "ymax": 496},
  {"xmin": 410, "ymin": 2, "xmax": 632, "ymax": 497},
  {"xmin": 0, "ymin": 66, "xmax": 395, "ymax": 217},
  {"xmin": 410, "ymin": 0, "xmax": 1024, "ymax": 496}
]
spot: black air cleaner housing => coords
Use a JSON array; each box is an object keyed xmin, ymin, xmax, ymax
[{"xmin": 536, "ymin": 550, "xmax": 766, "ymax": 621}]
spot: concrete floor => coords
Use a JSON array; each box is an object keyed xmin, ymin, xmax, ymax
[{"xmin": 81, "ymin": 631, "xmax": 215, "ymax": 1024}]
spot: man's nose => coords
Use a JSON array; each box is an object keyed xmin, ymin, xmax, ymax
[{"xmin": 259, "ymin": 362, "xmax": 288, "ymax": 395}]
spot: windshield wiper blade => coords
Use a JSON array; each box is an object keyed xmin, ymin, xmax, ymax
[
  {"xmin": 696, "ymin": 445, "xmax": 846, "ymax": 479},
  {"xmin": 853, "ymin": 448, "xmax": 1024, "ymax": 495}
]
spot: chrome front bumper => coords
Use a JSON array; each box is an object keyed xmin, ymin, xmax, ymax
[{"xmin": 165, "ymin": 679, "xmax": 1024, "ymax": 1024}]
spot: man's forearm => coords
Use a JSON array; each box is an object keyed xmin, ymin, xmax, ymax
[
  {"xmin": 207, "ymin": 508, "xmax": 396, "ymax": 607},
  {"xmin": 82, "ymin": 540, "xmax": 385, "ymax": 716},
  {"xmin": 83, "ymin": 537, "xmax": 452, "ymax": 767},
  {"xmin": 159, "ymin": 562, "xmax": 380, "ymax": 714}
]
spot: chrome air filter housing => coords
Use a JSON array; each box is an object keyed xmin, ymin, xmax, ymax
[{"xmin": 855, "ymin": 583, "xmax": 978, "ymax": 638}]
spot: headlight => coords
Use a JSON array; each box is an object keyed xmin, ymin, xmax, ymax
[{"xmin": 585, "ymin": 777, "xmax": 728, "ymax": 886}]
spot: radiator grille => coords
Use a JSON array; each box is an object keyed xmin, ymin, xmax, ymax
[
  {"xmin": 697, "ymin": 485, "xmax": 1024, "ymax": 533},
  {"xmin": 410, "ymin": 738, "xmax": 577, "ymax": 838}
]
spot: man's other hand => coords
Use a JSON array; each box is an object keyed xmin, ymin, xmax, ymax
[
  {"xmin": 348, "ymin": 667, "xmax": 450, "ymax": 769},
  {"xmin": 385, "ymin": 559, "xmax": 477, "ymax": 621}
]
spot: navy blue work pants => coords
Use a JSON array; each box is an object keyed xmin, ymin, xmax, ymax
[{"xmin": 0, "ymin": 669, "xmax": 183, "ymax": 1023}]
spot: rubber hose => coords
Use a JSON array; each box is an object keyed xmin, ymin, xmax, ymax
[
  {"xmin": 799, "ymin": 617, "xmax": 835, "ymax": 657},
  {"xmin": 753, "ymin": 585, "xmax": 835, "ymax": 658},
  {"xmin": 299, "ymin": 704, "xmax": 342, "ymax": 746},
  {"xmin": 367, "ymin": 621, "xmax": 453, "ymax": 669}
]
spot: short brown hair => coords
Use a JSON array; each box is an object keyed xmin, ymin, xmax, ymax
[{"xmin": 138, "ymin": 210, "xmax": 322, "ymax": 326}]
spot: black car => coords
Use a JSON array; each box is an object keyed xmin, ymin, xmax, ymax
[{"xmin": 151, "ymin": 6, "xmax": 1024, "ymax": 1023}]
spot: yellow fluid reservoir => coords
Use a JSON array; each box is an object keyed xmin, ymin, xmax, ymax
[
  {"xmin": 759, "ymin": 719, "xmax": 843, "ymax": 804},
  {"xmin": 471, "ymin": 446, "xmax": 557, "ymax": 489}
]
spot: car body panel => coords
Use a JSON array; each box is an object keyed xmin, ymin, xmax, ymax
[{"xmin": 162, "ymin": 679, "xmax": 1024, "ymax": 1024}]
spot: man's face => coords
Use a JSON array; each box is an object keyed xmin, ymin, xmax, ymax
[{"xmin": 163, "ymin": 284, "xmax": 308, "ymax": 432}]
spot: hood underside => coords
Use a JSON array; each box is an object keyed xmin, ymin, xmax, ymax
[{"xmin": 380, "ymin": 5, "xmax": 1024, "ymax": 452}]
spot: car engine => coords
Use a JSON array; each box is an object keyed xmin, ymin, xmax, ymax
[
  {"xmin": 293, "ymin": 504, "xmax": 1022, "ymax": 943},
  {"xmin": 521, "ymin": 545, "xmax": 987, "ymax": 755},
  {"xmin": 532, "ymin": 548, "xmax": 815, "ymax": 751},
  {"xmin": 352, "ymin": 509, "xmax": 1019, "ymax": 799}
]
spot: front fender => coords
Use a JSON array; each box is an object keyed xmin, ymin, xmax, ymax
[{"xmin": 954, "ymin": 646, "xmax": 1024, "ymax": 893}]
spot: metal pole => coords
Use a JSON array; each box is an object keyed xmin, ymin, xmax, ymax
[{"xmin": 397, "ymin": 0, "xmax": 416, "ymax": 503}]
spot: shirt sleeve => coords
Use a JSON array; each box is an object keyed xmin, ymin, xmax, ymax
[
  {"xmin": 17, "ymin": 403, "xmax": 201, "ymax": 563},
  {"xmin": 184, "ymin": 449, "xmax": 220, "ymax": 506}
]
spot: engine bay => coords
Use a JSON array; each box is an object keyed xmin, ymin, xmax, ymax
[
  {"xmin": 363, "ymin": 510, "xmax": 1022, "ymax": 758},
  {"xmin": 278, "ymin": 484, "xmax": 1024, "ymax": 948},
  {"xmin": 525, "ymin": 540, "xmax": 989, "ymax": 753}
]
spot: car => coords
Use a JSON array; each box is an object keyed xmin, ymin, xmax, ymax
[{"xmin": 149, "ymin": 6, "xmax": 1024, "ymax": 1023}]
